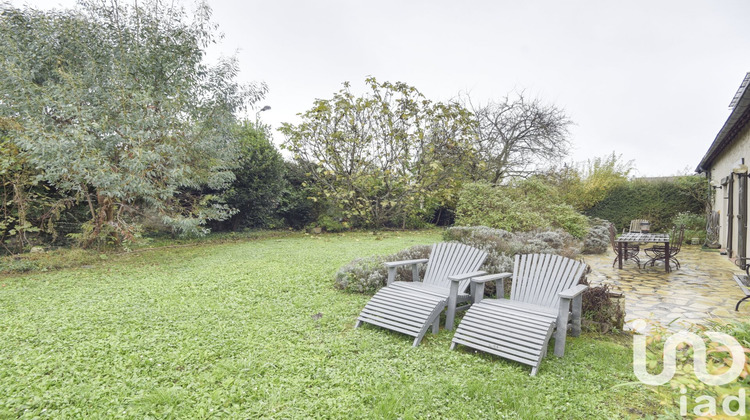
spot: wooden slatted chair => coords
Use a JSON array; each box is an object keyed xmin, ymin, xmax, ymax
[
  {"xmin": 355, "ymin": 242, "xmax": 488, "ymax": 346},
  {"xmin": 451, "ymin": 254, "xmax": 588, "ymax": 376},
  {"xmin": 626, "ymin": 219, "xmax": 650, "ymax": 233}
]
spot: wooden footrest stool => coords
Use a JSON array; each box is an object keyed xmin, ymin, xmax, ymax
[
  {"xmin": 356, "ymin": 282, "xmax": 447, "ymax": 346},
  {"xmin": 450, "ymin": 299, "xmax": 556, "ymax": 376},
  {"xmin": 732, "ymin": 274, "xmax": 750, "ymax": 311}
]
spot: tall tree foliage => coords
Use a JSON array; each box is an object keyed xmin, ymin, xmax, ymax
[
  {"xmin": 218, "ymin": 121, "xmax": 285, "ymax": 230},
  {"xmin": 0, "ymin": 118, "xmax": 40, "ymax": 252},
  {"xmin": 544, "ymin": 153, "xmax": 634, "ymax": 211},
  {"xmin": 0, "ymin": 0, "xmax": 265, "ymax": 246},
  {"xmin": 280, "ymin": 78, "xmax": 475, "ymax": 228},
  {"xmin": 460, "ymin": 92, "xmax": 572, "ymax": 183}
]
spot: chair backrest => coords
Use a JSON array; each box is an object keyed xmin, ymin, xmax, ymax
[
  {"xmin": 423, "ymin": 242, "xmax": 488, "ymax": 291},
  {"xmin": 670, "ymin": 225, "xmax": 685, "ymax": 254},
  {"xmin": 510, "ymin": 254, "xmax": 588, "ymax": 310},
  {"xmin": 629, "ymin": 219, "xmax": 649, "ymax": 233},
  {"xmin": 608, "ymin": 223, "xmax": 618, "ymax": 253}
]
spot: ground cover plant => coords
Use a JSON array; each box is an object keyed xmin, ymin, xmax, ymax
[
  {"xmin": 632, "ymin": 321, "xmax": 750, "ymax": 418},
  {"xmin": 0, "ymin": 231, "xmax": 662, "ymax": 418}
]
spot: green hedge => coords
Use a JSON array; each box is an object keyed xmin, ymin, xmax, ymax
[
  {"xmin": 584, "ymin": 176, "xmax": 707, "ymax": 232},
  {"xmin": 455, "ymin": 180, "xmax": 590, "ymax": 238}
]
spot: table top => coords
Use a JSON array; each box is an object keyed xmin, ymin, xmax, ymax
[{"xmin": 616, "ymin": 232, "xmax": 670, "ymax": 242}]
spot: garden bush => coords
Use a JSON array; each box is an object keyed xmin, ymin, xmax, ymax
[
  {"xmin": 672, "ymin": 211, "xmax": 706, "ymax": 244},
  {"xmin": 582, "ymin": 218, "xmax": 611, "ymax": 254},
  {"xmin": 215, "ymin": 121, "xmax": 286, "ymax": 230},
  {"xmin": 333, "ymin": 244, "xmax": 432, "ymax": 293},
  {"xmin": 585, "ymin": 176, "xmax": 707, "ymax": 232},
  {"xmin": 454, "ymin": 180, "xmax": 589, "ymax": 238},
  {"xmin": 579, "ymin": 277, "xmax": 625, "ymax": 332}
]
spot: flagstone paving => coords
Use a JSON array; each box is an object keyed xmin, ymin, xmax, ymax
[{"xmin": 583, "ymin": 245, "xmax": 748, "ymax": 330}]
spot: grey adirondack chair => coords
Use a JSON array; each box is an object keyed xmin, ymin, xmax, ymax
[
  {"xmin": 355, "ymin": 242, "xmax": 488, "ymax": 346},
  {"xmin": 451, "ymin": 254, "xmax": 588, "ymax": 375}
]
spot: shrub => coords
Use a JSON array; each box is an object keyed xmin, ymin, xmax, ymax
[
  {"xmin": 585, "ymin": 176, "xmax": 707, "ymax": 232},
  {"xmin": 579, "ymin": 278, "xmax": 625, "ymax": 332},
  {"xmin": 454, "ymin": 180, "xmax": 589, "ymax": 238},
  {"xmin": 217, "ymin": 121, "xmax": 286, "ymax": 230},
  {"xmin": 314, "ymin": 214, "xmax": 348, "ymax": 233},
  {"xmin": 336, "ymin": 226, "xmax": 585, "ymax": 296},
  {"xmin": 333, "ymin": 244, "xmax": 432, "ymax": 293},
  {"xmin": 276, "ymin": 161, "xmax": 325, "ymax": 229},
  {"xmin": 582, "ymin": 218, "xmax": 610, "ymax": 254},
  {"xmin": 672, "ymin": 211, "xmax": 706, "ymax": 243}
]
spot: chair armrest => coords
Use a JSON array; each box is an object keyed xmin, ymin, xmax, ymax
[
  {"xmin": 559, "ymin": 284, "xmax": 588, "ymax": 299},
  {"xmin": 470, "ymin": 273, "xmax": 511, "ymax": 302},
  {"xmin": 470, "ymin": 273, "xmax": 512, "ymax": 284},
  {"xmin": 384, "ymin": 258, "xmax": 429, "ymax": 268},
  {"xmin": 448, "ymin": 270, "xmax": 488, "ymax": 282}
]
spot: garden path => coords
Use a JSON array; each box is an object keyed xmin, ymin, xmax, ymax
[{"xmin": 583, "ymin": 246, "xmax": 746, "ymax": 330}]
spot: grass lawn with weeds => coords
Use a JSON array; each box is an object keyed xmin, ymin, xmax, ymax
[{"xmin": 0, "ymin": 231, "xmax": 662, "ymax": 418}]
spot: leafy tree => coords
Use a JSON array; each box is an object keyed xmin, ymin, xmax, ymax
[
  {"xmin": 218, "ymin": 121, "xmax": 285, "ymax": 230},
  {"xmin": 280, "ymin": 78, "xmax": 475, "ymax": 228},
  {"xmin": 549, "ymin": 153, "xmax": 633, "ymax": 211},
  {"xmin": 0, "ymin": 1, "xmax": 266, "ymax": 247},
  {"xmin": 276, "ymin": 161, "xmax": 325, "ymax": 229},
  {"xmin": 460, "ymin": 92, "xmax": 572, "ymax": 183},
  {"xmin": 0, "ymin": 118, "xmax": 76, "ymax": 252},
  {"xmin": 0, "ymin": 118, "xmax": 37, "ymax": 251}
]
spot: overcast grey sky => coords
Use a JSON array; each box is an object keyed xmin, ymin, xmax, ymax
[{"xmin": 17, "ymin": 0, "xmax": 750, "ymax": 176}]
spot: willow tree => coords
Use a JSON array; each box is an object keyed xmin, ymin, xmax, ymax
[
  {"xmin": 0, "ymin": 0, "xmax": 266, "ymax": 246},
  {"xmin": 280, "ymin": 78, "xmax": 475, "ymax": 228}
]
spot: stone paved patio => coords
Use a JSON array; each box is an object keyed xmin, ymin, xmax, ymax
[{"xmin": 583, "ymin": 245, "xmax": 748, "ymax": 330}]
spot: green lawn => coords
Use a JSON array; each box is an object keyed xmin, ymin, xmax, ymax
[{"xmin": 0, "ymin": 231, "xmax": 661, "ymax": 419}]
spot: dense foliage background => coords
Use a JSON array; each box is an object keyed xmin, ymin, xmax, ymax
[
  {"xmin": 584, "ymin": 176, "xmax": 708, "ymax": 232},
  {"xmin": 0, "ymin": 2, "xmax": 709, "ymax": 254}
]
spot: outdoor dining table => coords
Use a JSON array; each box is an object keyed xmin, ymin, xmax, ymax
[{"xmin": 616, "ymin": 232, "xmax": 671, "ymax": 272}]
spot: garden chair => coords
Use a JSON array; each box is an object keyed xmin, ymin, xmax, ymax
[
  {"xmin": 623, "ymin": 219, "xmax": 649, "ymax": 234},
  {"xmin": 610, "ymin": 223, "xmax": 640, "ymax": 267},
  {"xmin": 642, "ymin": 225, "xmax": 685, "ymax": 270},
  {"xmin": 450, "ymin": 254, "xmax": 588, "ymax": 376},
  {"xmin": 355, "ymin": 242, "xmax": 487, "ymax": 346}
]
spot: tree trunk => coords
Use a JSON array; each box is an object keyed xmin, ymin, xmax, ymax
[
  {"xmin": 12, "ymin": 175, "xmax": 28, "ymax": 252},
  {"xmin": 82, "ymin": 193, "xmax": 118, "ymax": 249}
]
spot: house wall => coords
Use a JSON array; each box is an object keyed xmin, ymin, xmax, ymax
[{"xmin": 709, "ymin": 121, "xmax": 750, "ymax": 264}]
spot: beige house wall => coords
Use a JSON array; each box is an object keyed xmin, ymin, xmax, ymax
[{"xmin": 708, "ymin": 121, "xmax": 750, "ymax": 259}]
